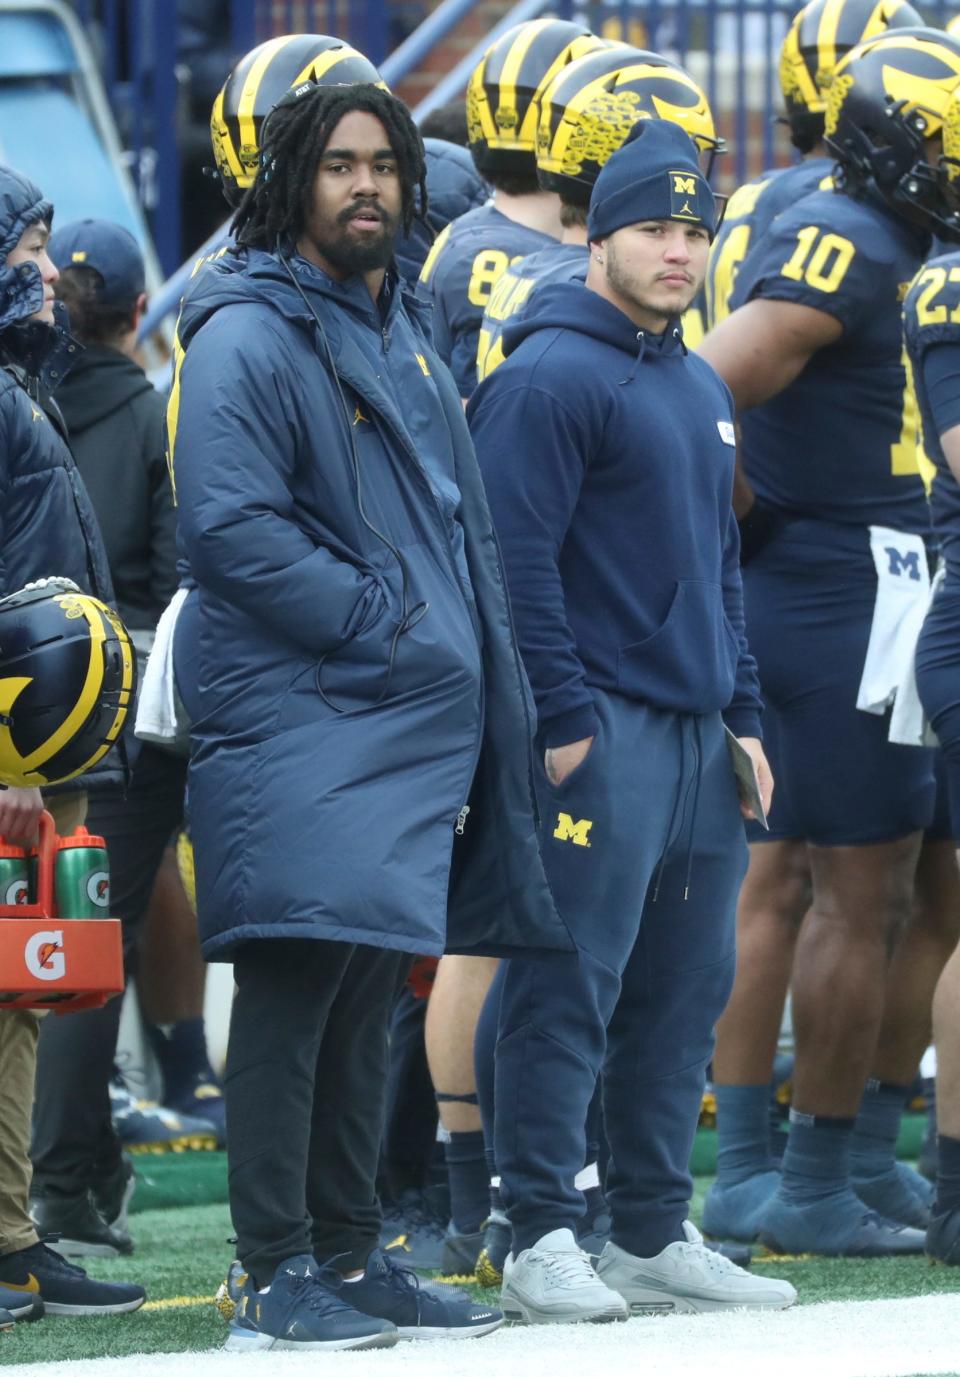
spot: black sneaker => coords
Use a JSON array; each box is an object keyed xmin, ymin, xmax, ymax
[
  {"xmin": 0, "ymin": 1308, "xmax": 12, "ymax": 1332},
  {"xmin": 91, "ymin": 1154, "xmax": 137, "ymax": 1233},
  {"xmin": 0, "ymin": 1282, "xmax": 43, "ymax": 1321},
  {"xmin": 439, "ymin": 1220, "xmax": 484, "ymax": 1277},
  {"xmin": 335, "ymin": 1247, "xmax": 503, "ymax": 1340},
  {"xmin": 29, "ymin": 1191, "xmax": 133, "ymax": 1259},
  {"xmin": 0, "ymin": 1242, "xmax": 145, "ymax": 1315},
  {"xmin": 224, "ymin": 1254, "xmax": 397, "ymax": 1352}
]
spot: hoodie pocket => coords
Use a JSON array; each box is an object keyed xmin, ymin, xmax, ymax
[{"xmin": 616, "ymin": 580, "xmax": 738, "ymax": 713}]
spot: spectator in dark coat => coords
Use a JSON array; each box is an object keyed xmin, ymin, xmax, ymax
[
  {"xmin": 29, "ymin": 220, "xmax": 223, "ymax": 1262},
  {"xmin": 0, "ymin": 165, "xmax": 145, "ymax": 1321}
]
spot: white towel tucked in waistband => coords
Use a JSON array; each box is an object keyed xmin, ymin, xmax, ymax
[
  {"xmin": 134, "ymin": 587, "xmax": 190, "ymax": 751},
  {"xmin": 856, "ymin": 527, "xmax": 933, "ymax": 746}
]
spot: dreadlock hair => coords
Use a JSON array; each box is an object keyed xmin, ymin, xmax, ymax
[{"xmin": 232, "ymin": 82, "xmax": 428, "ymax": 252}]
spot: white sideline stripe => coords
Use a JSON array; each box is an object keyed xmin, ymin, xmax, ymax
[{"xmin": 5, "ymin": 1294, "xmax": 960, "ymax": 1377}]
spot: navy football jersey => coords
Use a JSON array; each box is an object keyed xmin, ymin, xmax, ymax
[
  {"xmin": 476, "ymin": 241, "xmax": 587, "ymax": 382},
  {"xmin": 705, "ymin": 157, "xmax": 832, "ymax": 331},
  {"xmin": 732, "ymin": 188, "xmax": 931, "ymax": 532},
  {"xmin": 904, "ymin": 252, "xmax": 960, "ymax": 569},
  {"xmin": 417, "ymin": 202, "xmax": 556, "ymax": 398}
]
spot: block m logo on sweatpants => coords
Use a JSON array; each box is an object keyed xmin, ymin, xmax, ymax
[{"xmin": 553, "ymin": 813, "xmax": 593, "ymax": 847}]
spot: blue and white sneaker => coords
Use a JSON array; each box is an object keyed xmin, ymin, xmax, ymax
[
  {"xmin": 330, "ymin": 1247, "xmax": 503, "ymax": 1340},
  {"xmin": 224, "ymin": 1254, "xmax": 397, "ymax": 1352}
]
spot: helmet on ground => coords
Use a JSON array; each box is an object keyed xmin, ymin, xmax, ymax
[
  {"xmin": 537, "ymin": 46, "xmax": 722, "ymax": 204},
  {"xmin": 466, "ymin": 19, "xmax": 607, "ymax": 179},
  {"xmin": 824, "ymin": 28, "xmax": 960, "ymax": 237},
  {"xmin": 0, "ymin": 583, "xmax": 135, "ymax": 787},
  {"xmin": 210, "ymin": 34, "xmax": 385, "ymax": 205},
  {"xmin": 780, "ymin": 0, "xmax": 923, "ymax": 151}
]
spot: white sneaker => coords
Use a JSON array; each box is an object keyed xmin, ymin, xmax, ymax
[
  {"xmin": 501, "ymin": 1228, "xmax": 628, "ymax": 1325},
  {"xmin": 596, "ymin": 1221, "xmax": 797, "ymax": 1315}
]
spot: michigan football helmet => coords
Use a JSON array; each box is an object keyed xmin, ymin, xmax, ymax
[
  {"xmin": 537, "ymin": 46, "xmax": 723, "ymax": 203},
  {"xmin": 824, "ymin": 28, "xmax": 960, "ymax": 238},
  {"xmin": 210, "ymin": 34, "xmax": 385, "ymax": 205},
  {"xmin": 465, "ymin": 19, "xmax": 607, "ymax": 179},
  {"xmin": 0, "ymin": 584, "xmax": 135, "ymax": 788},
  {"xmin": 780, "ymin": 0, "xmax": 922, "ymax": 151}
]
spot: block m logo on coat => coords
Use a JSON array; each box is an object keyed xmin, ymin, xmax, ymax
[{"xmin": 553, "ymin": 813, "xmax": 593, "ymax": 847}]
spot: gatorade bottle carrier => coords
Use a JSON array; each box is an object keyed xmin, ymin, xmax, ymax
[{"xmin": 0, "ymin": 810, "xmax": 122, "ymax": 1012}]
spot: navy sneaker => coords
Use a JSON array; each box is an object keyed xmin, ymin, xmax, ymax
[
  {"xmin": 0, "ymin": 1242, "xmax": 144, "ymax": 1315},
  {"xmin": 927, "ymin": 1207, "xmax": 960, "ymax": 1264},
  {"xmin": 853, "ymin": 1163, "xmax": 933, "ymax": 1229},
  {"xmin": 759, "ymin": 1189, "xmax": 926, "ymax": 1257},
  {"xmin": 166, "ymin": 1074, "xmax": 227, "ymax": 1148},
  {"xmin": 380, "ymin": 1188, "xmax": 448, "ymax": 1270},
  {"xmin": 225, "ymin": 1254, "xmax": 397, "ymax": 1353},
  {"xmin": 0, "ymin": 1282, "xmax": 42, "ymax": 1321},
  {"xmin": 333, "ymin": 1248, "xmax": 503, "ymax": 1340},
  {"xmin": 702, "ymin": 1169, "xmax": 780, "ymax": 1243},
  {"xmin": 476, "ymin": 1210, "xmax": 511, "ymax": 1286},
  {"xmin": 440, "ymin": 1221, "xmax": 484, "ymax": 1278}
]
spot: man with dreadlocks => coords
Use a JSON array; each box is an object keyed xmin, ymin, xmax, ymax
[{"xmin": 170, "ymin": 81, "xmax": 570, "ymax": 1354}]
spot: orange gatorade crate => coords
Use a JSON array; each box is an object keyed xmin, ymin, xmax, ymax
[{"xmin": 0, "ymin": 809, "xmax": 122, "ymax": 1012}]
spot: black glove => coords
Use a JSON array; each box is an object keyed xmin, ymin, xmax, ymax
[{"xmin": 737, "ymin": 499, "xmax": 784, "ymax": 566}]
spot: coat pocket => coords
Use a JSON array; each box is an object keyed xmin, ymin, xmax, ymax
[{"xmin": 616, "ymin": 580, "xmax": 738, "ymax": 713}]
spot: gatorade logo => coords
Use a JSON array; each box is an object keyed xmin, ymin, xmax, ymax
[
  {"xmin": 4, "ymin": 879, "xmax": 27, "ymax": 905},
  {"xmin": 86, "ymin": 871, "xmax": 110, "ymax": 908},
  {"xmin": 25, "ymin": 930, "xmax": 65, "ymax": 981}
]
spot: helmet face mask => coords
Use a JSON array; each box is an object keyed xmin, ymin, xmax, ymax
[
  {"xmin": 0, "ymin": 588, "xmax": 135, "ymax": 788},
  {"xmin": 466, "ymin": 19, "xmax": 608, "ymax": 181},
  {"xmin": 536, "ymin": 49, "xmax": 722, "ymax": 206},
  {"xmin": 210, "ymin": 34, "xmax": 386, "ymax": 207},
  {"xmin": 824, "ymin": 29, "xmax": 960, "ymax": 240},
  {"xmin": 778, "ymin": 0, "xmax": 923, "ymax": 152}
]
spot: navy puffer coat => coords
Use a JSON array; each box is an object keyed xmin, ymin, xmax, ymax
[{"xmin": 172, "ymin": 245, "xmax": 570, "ymax": 962}]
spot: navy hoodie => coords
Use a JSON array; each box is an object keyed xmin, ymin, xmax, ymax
[{"xmin": 468, "ymin": 280, "xmax": 762, "ymax": 747}]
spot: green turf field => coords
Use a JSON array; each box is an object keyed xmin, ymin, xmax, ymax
[{"xmin": 3, "ymin": 1123, "xmax": 958, "ymax": 1367}]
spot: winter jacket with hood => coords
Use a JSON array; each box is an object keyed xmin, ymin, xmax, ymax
[
  {"xmin": 55, "ymin": 345, "xmax": 176, "ymax": 634},
  {"xmin": 172, "ymin": 244, "xmax": 570, "ymax": 963},
  {"xmin": 0, "ymin": 167, "xmax": 122, "ymax": 790},
  {"xmin": 468, "ymin": 280, "xmax": 763, "ymax": 748}
]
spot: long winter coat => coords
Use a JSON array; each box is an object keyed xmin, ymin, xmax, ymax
[{"xmin": 172, "ymin": 246, "xmax": 570, "ymax": 962}]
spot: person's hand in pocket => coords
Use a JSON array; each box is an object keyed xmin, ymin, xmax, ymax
[{"xmin": 545, "ymin": 736, "xmax": 595, "ymax": 787}]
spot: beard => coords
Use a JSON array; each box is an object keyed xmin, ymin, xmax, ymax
[
  {"xmin": 606, "ymin": 242, "xmax": 696, "ymax": 320},
  {"xmin": 310, "ymin": 199, "xmax": 400, "ymax": 274}
]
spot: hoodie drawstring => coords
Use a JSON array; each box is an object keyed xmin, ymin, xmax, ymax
[
  {"xmin": 621, "ymin": 330, "xmax": 647, "ymax": 385},
  {"xmin": 651, "ymin": 715, "xmax": 705, "ymax": 904}
]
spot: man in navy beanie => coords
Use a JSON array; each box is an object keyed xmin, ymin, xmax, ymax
[{"xmin": 469, "ymin": 120, "xmax": 795, "ymax": 1322}]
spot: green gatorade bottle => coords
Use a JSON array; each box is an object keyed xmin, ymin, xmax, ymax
[
  {"xmin": 55, "ymin": 828, "xmax": 110, "ymax": 919},
  {"xmin": 0, "ymin": 842, "xmax": 29, "ymax": 909}
]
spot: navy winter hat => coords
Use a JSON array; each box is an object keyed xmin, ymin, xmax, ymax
[
  {"xmin": 587, "ymin": 119, "xmax": 717, "ymax": 243},
  {"xmin": 49, "ymin": 219, "xmax": 145, "ymax": 308}
]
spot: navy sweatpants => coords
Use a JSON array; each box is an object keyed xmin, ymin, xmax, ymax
[{"xmin": 495, "ymin": 690, "xmax": 747, "ymax": 1257}]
